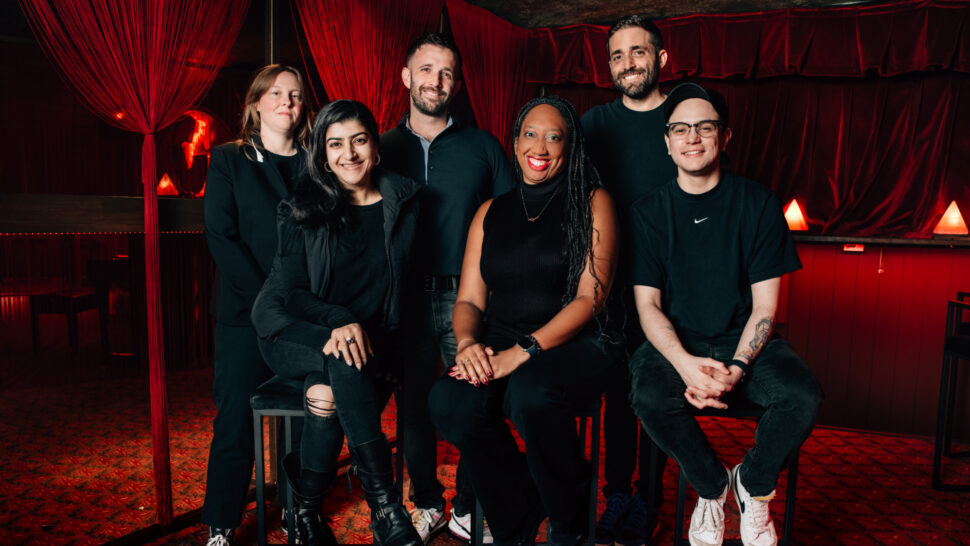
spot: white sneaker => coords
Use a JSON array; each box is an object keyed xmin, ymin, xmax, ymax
[
  {"xmin": 447, "ymin": 507, "xmax": 494, "ymax": 544},
  {"xmin": 206, "ymin": 527, "xmax": 233, "ymax": 546},
  {"xmin": 688, "ymin": 466, "xmax": 731, "ymax": 546},
  {"xmin": 732, "ymin": 464, "xmax": 778, "ymax": 546},
  {"xmin": 411, "ymin": 506, "xmax": 448, "ymax": 543}
]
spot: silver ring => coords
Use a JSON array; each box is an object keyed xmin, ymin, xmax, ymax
[
  {"xmin": 461, "ymin": 359, "xmax": 469, "ymax": 364},
  {"xmin": 346, "ymin": 337, "xmax": 356, "ymax": 344}
]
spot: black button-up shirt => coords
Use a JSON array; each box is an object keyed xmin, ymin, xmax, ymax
[{"xmin": 381, "ymin": 116, "xmax": 516, "ymax": 276}]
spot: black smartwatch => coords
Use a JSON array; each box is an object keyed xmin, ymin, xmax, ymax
[
  {"xmin": 728, "ymin": 359, "xmax": 751, "ymax": 381},
  {"xmin": 516, "ymin": 334, "xmax": 542, "ymax": 358}
]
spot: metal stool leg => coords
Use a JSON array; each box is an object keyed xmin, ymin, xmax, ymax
[{"xmin": 254, "ymin": 412, "xmax": 267, "ymax": 546}]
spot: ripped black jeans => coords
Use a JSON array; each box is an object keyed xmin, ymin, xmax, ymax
[{"xmin": 258, "ymin": 320, "xmax": 395, "ymax": 473}]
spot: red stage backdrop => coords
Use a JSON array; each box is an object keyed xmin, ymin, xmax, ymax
[
  {"xmin": 447, "ymin": 0, "xmax": 537, "ymax": 153},
  {"xmin": 18, "ymin": 0, "xmax": 249, "ymax": 525},
  {"xmin": 525, "ymin": 0, "xmax": 970, "ymax": 238},
  {"xmin": 293, "ymin": 0, "xmax": 444, "ymax": 132}
]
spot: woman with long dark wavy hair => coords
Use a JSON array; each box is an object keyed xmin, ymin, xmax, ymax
[
  {"xmin": 428, "ymin": 96, "xmax": 621, "ymax": 546},
  {"xmin": 251, "ymin": 99, "xmax": 422, "ymax": 546},
  {"xmin": 202, "ymin": 64, "xmax": 312, "ymax": 546}
]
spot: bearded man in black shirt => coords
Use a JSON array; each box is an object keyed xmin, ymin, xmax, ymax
[
  {"xmin": 629, "ymin": 83, "xmax": 822, "ymax": 546},
  {"xmin": 580, "ymin": 15, "xmax": 676, "ymax": 545},
  {"xmin": 381, "ymin": 32, "xmax": 515, "ymax": 543}
]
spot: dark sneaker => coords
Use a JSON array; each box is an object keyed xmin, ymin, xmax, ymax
[
  {"xmin": 596, "ymin": 493, "xmax": 632, "ymax": 545},
  {"xmin": 616, "ymin": 495, "xmax": 659, "ymax": 546}
]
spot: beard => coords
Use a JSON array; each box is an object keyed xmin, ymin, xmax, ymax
[
  {"xmin": 612, "ymin": 57, "xmax": 660, "ymax": 100},
  {"xmin": 410, "ymin": 83, "xmax": 450, "ymax": 117}
]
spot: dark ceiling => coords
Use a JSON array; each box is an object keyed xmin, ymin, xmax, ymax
[{"xmin": 463, "ymin": 0, "xmax": 884, "ymax": 27}]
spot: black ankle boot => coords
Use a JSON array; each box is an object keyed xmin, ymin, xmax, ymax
[
  {"xmin": 350, "ymin": 437, "xmax": 422, "ymax": 546},
  {"xmin": 281, "ymin": 452, "xmax": 338, "ymax": 546}
]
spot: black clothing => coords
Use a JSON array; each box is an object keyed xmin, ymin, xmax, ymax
[
  {"xmin": 581, "ymin": 99, "xmax": 676, "ymax": 229},
  {"xmin": 323, "ymin": 202, "xmax": 389, "ymax": 332},
  {"xmin": 430, "ymin": 333, "xmax": 616, "ymax": 542},
  {"xmin": 380, "ymin": 117, "xmax": 516, "ymax": 276},
  {"xmin": 202, "ymin": 141, "xmax": 305, "ymax": 529},
  {"xmin": 205, "ymin": 142, "xmax": 305, "ymax": 326},
  {"xmin": 251, "ymin": 168, "xmax": 420, "ymax": 340},
  {"xmin": 629, "ymin": 173, "xmax": 802, "ymax": 343},
  {"xmin": 265, "ymin": 149, "xmax": 304, "ymax": 193},
  {"xmin": 481, "ymin": 179, "xmax": 568, "ymax": 339}
]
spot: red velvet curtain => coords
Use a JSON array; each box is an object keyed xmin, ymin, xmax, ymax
[
  {"xmin": 447, "ymin": 0, "xmax": 537, "ymax": 154},
  {"xmin": 293, "ymin": 0, "xmax": 444, "ymax": 132},
  {"xmin": 19, "ymin": 0, "xmax": 248, "ymax": 524},
  {"xmin": 528, "ymin": 0, "xmax": 970, "ymax": 238},
  {"xmin": 530, "ymin": 0, "xmax": 970, "ymax": 87}
]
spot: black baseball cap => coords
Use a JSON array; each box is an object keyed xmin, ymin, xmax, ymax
[{"xmin": 663, "ymin": 82, "xmax": 729, "ymax": 125}]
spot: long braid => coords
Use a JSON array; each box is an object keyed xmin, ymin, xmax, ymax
[{"xmin": 510, "ymin": 96, "xmax": 612, "ymax": 333}]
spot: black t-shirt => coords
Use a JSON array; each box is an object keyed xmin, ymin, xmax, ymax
[
  {"xmin": 381, "ymin": 119, "xmax": 516, "ymax": 276},
  {"xmin": 581, "ymin": 98, "xmax": 677, "ymax": 230},
  {"xmin": 323, "ymin": 201, "xmax": 388, "ymax": 331},
  {"xmin": 265, "ymin": 149, "xmax": 304, "ymax": 192},
  {"xmin": 629, "ymin": 173, "xmax": 802, "ymax": 343}
]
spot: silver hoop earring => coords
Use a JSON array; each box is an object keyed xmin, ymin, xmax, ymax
[
  {"xmin": 324, "ymin": 163, "xmax": 333, "ymax": 173},
  {"xmin": 375, "ymin": 154, "xmax": 381, "ymax": 165}
]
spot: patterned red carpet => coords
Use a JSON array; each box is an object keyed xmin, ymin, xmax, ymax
[{"xmin": 1, "ymin": 365, "xmax": 969, "ymax": 545}]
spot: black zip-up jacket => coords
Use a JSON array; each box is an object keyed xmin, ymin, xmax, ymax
[{"xmin": 251, "ymin": 168, "xmax": 420, "ymax": 340}]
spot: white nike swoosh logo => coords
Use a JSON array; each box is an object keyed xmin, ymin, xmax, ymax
[{"xmin": 694, "ymin": 217, "xmax": 709, "ymax": 224}]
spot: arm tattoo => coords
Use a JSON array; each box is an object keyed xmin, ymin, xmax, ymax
[{"xmin": 739, "ymin": 318, "xmax": 774, "ymax": 362}]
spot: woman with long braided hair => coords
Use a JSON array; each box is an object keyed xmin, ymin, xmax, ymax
[{"xmin": 429, "ymin": 96, "xmax": 621, "ymax": 545}]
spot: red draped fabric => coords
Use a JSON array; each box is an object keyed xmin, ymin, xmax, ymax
[
  {"xmin": 293, "ymin": 0, "xmax": 444, "ymax": 132},
  {"xmin": 530, "ymin": 0, "xmax": 970, "ymax": 87},
  {"xmin": 528, "ymin": 0, "xmax": 970, "ymax": 238},
  {"xmin": 19, "ymin": 0, "xmax": 248, "ymax": 524},
  {"xmin": 447, "ymin": 0, "xmax": 537, "ymax": 153}
]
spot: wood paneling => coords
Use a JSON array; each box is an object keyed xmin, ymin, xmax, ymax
[{"xmin": 785, "ymin": 243, "xmax": 970, "ymax": 439}]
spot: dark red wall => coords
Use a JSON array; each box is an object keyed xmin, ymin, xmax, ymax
[{"xmin": 784, "ymin": 242, "xmax": 970, "ymax": 439}]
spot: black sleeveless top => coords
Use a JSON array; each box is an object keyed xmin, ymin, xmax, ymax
[{"xmin": 481, "ymin": 177, "xmax": 569, "ymax": 339}]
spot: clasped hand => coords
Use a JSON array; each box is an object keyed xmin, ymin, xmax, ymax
[
  {"xmin": 322, "ymin": 323, "xmax": 373, "ymax": 370},
  {"xmin": 678, "ymin": 356, "xmax": 743, "ymax": 410},
  {"xmin": 449, "ymin": 340, "xmax": 529, "ymax": 386}
]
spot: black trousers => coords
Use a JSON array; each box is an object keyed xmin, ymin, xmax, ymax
[
  {"xmin": 201, "ymin": 323, "xmax": 275, "ymax": 528},
  {"xmin": 429, "ymin": 331, "xmax": 617, "ymax": 543}
]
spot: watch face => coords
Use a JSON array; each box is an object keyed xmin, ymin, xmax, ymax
[{"xmin": 517, "ymin": 335, "xmax": 535, "ymax": 351}]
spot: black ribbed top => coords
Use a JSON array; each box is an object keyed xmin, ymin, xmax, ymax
[{"xmin": 481, "ymin": 176, "xmax": 569, "ymax": 339}]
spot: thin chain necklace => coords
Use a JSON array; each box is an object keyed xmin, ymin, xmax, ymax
[{"xmin": 519, "ymin": 184, "xmax": 563, "ymax": 223}]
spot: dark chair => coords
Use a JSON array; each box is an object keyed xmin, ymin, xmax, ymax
[
  {"xmin": 932, "ymin": 291, "xmax": 970, "ymax": 491},
  {"xmin": 251, "ymin": 375, "xmax": 406, "ymax": 546},
  {"xmin": 471, "ymin": 396, "xmax": 603, "ymax": 546},
  {"xmin": 29, "ymin": 288, "xmax": 106, "ymax": 356},
  {"xmin": 665, "ymin": 401, "xmax": 801, "ymax": 546}
]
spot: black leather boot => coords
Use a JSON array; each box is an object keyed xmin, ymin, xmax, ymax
[
  {"xmin": 350, "ymin": 437, "xmax": 422, "ymax": 546},
  {"xmin": 281, "ymin": 452, "xmax": 338, "ymax": 546}
]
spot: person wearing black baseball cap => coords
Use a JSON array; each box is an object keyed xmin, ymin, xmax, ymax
[{"xmin": 627, "ymin": 82, "xmax": 822, "ymax": 546}]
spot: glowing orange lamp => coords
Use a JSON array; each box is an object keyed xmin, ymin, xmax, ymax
[
  {"xmin": 933, "ymin": 200, "xmax": 969, "ymax": 235},
  {"xmin": 157, "ymin": 173, "xmax": 178, "ymax": 196},
  {"xmin": 784, "ymin": 199, "xmax": 808, "ymax": 231}
]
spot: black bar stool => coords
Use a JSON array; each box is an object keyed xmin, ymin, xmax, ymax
[
  {"xmin": 251, "ymin": 375, "xmax": 406, "ymax": 546},
  {"xmin": 932, "ymin": 291, "xmax": 970, "ymax": 491}
]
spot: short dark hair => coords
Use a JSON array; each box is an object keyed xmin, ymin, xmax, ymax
[
  {"xmin": 405, "ymin": 32, "xmax": 462, "ymax": 77},
  {"xmin": 607, "ymin": 15, "xmax": 664, "ymax": 54}
]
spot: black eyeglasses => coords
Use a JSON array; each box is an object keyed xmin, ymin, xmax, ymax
[{"xmin": 665, "ymin": 120, "xmax": 722, "ymax": 138}]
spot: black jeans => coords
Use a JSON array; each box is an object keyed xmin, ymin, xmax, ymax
[
  {"xmin": 602, "ymin": 290, "xmax": 666, "ymax": 509},
  {"xmin": 400, "ymin": 287, "xmax": 473, "ymax": 512},
  {"xmin": 629, "ymin": 337, "xmax": 822, "ymax": 499},
  {"xmin": 258, "ymin": 320, "xmax": 395, "ymax": 473},
  {"xmin": 202, "ymin": 323, "xmax": 274, "ymax": 528},
  {"xmin": 429, "ymin": 332, "xmax": 617, "ymax": 543}
]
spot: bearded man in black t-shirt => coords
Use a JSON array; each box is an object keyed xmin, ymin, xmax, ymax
[{"xmin": 628, "ymin": 83, "xmax": 822, "ymax": 546}]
